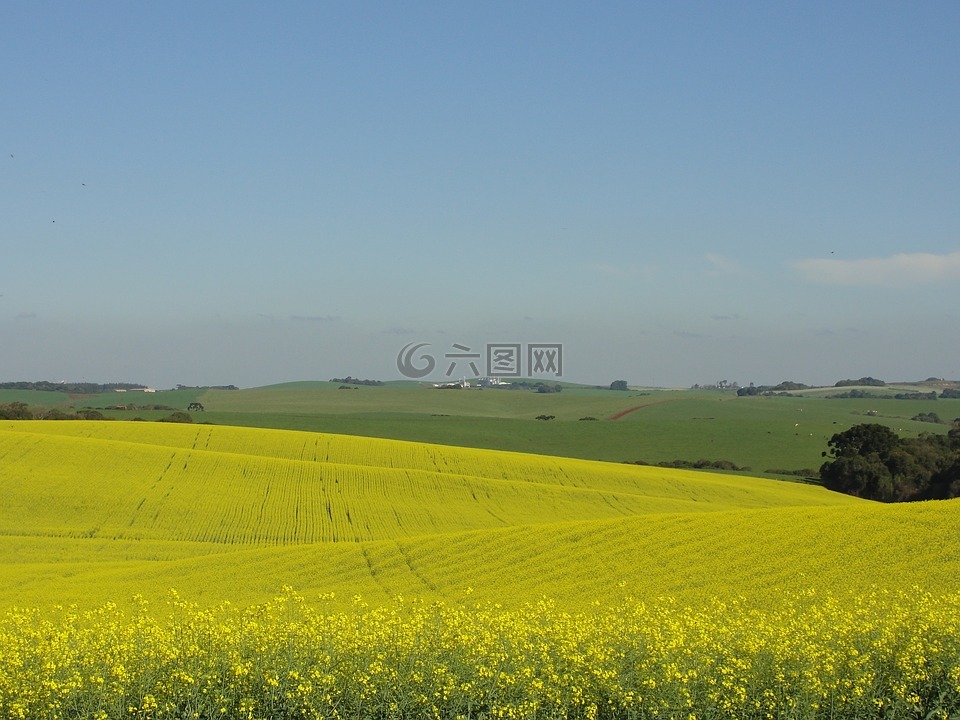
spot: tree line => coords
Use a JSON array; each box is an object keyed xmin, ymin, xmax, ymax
[
  {"xmin": 0, "ymin": 381, "xmax": 147, "ymax": 393},
  {"xmin": 0, "ymin": 402, "xmax": 194, "ymax": 423},
  {"xmin": 0, "ymin": 402, "xmax": 104, "ymax": 421},
  {"xmin": 737, "ymin": 381, "xmax": 810, "ymax": 396}
]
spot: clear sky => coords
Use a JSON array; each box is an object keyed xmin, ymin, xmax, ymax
[{"xmin": 2, "ymin": 1, "xmax": 959, "ymax": 388}]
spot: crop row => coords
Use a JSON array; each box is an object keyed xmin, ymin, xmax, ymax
[
  {"xmin": 0, "ymin": 424, "xmax": 859, "ymax": 552},
  {"xmin": 0, "ymin": 419, "xmax": 855, "ymax": 507},
  {"xmin": 1, "ymin": 477, "xmax": 958, "ymax": 612}
]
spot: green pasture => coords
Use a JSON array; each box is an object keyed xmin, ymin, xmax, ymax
[
  {"xmin": 0, "ymin": 386, "xmax": 206, "ymax": 410},
  {"xmin": 199, "ymin": 385, "xmax": 959, "ymax": 476},
  {"xmin": 3, "ymin": 383, "xmax": 957, "ymax": 478},
  {"xmin": 194, "ymin": 381, "xmax": 647, "ymax": 418}
]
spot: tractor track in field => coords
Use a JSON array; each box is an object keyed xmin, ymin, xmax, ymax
[{"xmin": 607, "ymin": 400, "xmax": 672, "ymax": 421}]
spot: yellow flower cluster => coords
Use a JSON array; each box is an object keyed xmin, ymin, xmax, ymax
[{"xmin": 0, "ymin": 586, "xmax": 957, "ymax": 720}]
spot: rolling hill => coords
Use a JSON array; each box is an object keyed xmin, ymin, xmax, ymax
[{"xmin": 1, "ymin": 420, "xmax": 956, "ymax": 612}]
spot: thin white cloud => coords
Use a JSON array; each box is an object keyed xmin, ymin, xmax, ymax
[
  {"xmin": 703, "ymin": 254, "xmax": 742, "ymax": 275},
  {"xmin": 794, "ymin": 251, "xmax": 960, "ymax": 287}
]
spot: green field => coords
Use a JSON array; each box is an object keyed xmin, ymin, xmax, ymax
[{"xmin": 3, "ymin": 381, "xmax": 958, "ymax": 478}]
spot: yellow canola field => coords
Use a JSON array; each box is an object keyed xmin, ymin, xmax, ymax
[
  {"xmin": 1, "ymin": 588, "xmax": 958, "ymax": 720},
  {"xmin": 0, "ymin": 421, "xmax": 955, "ymax": 612},
  {"xmin": 0, "ymin": 422, "xmax": 859, "ymax": 549},
  {"xmin": 2, "ymin": 420, "xmax": 862, "ymax": 509},
  {"xmin": 0, "ymin": 421, "xmax": 959, "ymax": 718},
  {"xmin": 2, "ymin": 500, "xmax": 958, "ymax": 611}
]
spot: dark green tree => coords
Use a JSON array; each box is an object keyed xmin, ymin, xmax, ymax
[
  {"xmin": 609, "ymin": 380, "xmax": 629, "ymax": 391},
  {"xmin": 820, "ymin": 423, "xmax": 960, "ymax": 502},
  {"xmin": 0, "ymin": 402, "xmax": 34, "ymax": 420},
  {"xmin": 823, "ymin": 423, "xmax": 900, "ymax": 460},
  {"xmin": 820, "ymin": 454, "xmax": 893, "ymax": 500}
]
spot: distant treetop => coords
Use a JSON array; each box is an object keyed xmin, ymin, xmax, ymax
[
  {"xmin": 330, "ymin": 377, "xmax": 385, "ymax": 386},
  {"xmin": 737, "ymin": 381, "xmax": 809, "ymax": 396},
  {"xmin": 175, "ymin": 384, "xmax": 239, "ymax": 390},
  {"xmin": 835, "ymin": 377, "xmax": 886, "ymax": 387}
]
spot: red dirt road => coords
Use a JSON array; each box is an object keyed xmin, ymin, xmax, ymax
[{"xmin": 607, "ymin": 400, "xmax": 669, "ymax": 420}]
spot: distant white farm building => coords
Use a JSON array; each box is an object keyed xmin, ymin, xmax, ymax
[
  {"xmin": 477, "ymin": 377, "xmax": 510, "ymax": 387},
  {"xmin": 434, "ymin": 378, "xmax": 470, "ymax": 389}
]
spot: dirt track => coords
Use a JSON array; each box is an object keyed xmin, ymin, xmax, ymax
[{"xmin": 607, "ymin": 401, "xmax": 668, "ymax": 420}]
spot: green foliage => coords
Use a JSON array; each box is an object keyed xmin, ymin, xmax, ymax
[
  {"xmin": 609, "ymin": 380, "xmax": 629, "ymax": 391},
  {"xmin": 0, "ymin": 402, "xmax": 34, "ymax": 420},
  {"xmin": 826, "ymin": 389, "xmax": 876, "ymax": 399},
  {"xmin": 827, "ymin": 389, "xmax": 938, "ymax": 400},
  {"xmin": 627, "ymin": 458, "xmax": 751, "ymax": 471},
  {"xmin": 40, "ymin": 408, "xmax": 75, "ymax": 420},
  {"xmin": 824, "ymin": 423, "xmax": 900, "ymax": 459},
  {"xmin": 820, "ymin": 423, "xmax": 960, "ymax": 501},
  {"xmin": 159, "ymin": 411, "xmax": 194, "ymax": 423},
  {"xmin": 835, "ymin": 376, "xmax": 886, "ymax": 387},
  {"xmin": 737, "ymin": 380, "xmax": 809, "ymax": 396},
  {"xmin": 533, "ymin": 382, "xmax": 562, "ymax": 393},
  {"xmin": 764, "ymin": 467, "xmax": 819, "ymax": 478},
  {"xmin": 0, "ymin": 403, "xmax": 109, "ymax": 422},
  {"xmin": 329, "ymin": 376, "xmax": 384, "ymax": 386}
]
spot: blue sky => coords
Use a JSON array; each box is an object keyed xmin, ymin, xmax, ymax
[{"xmin": 2, "ymin": 1, "xmax": 959, "ymax": 388}]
